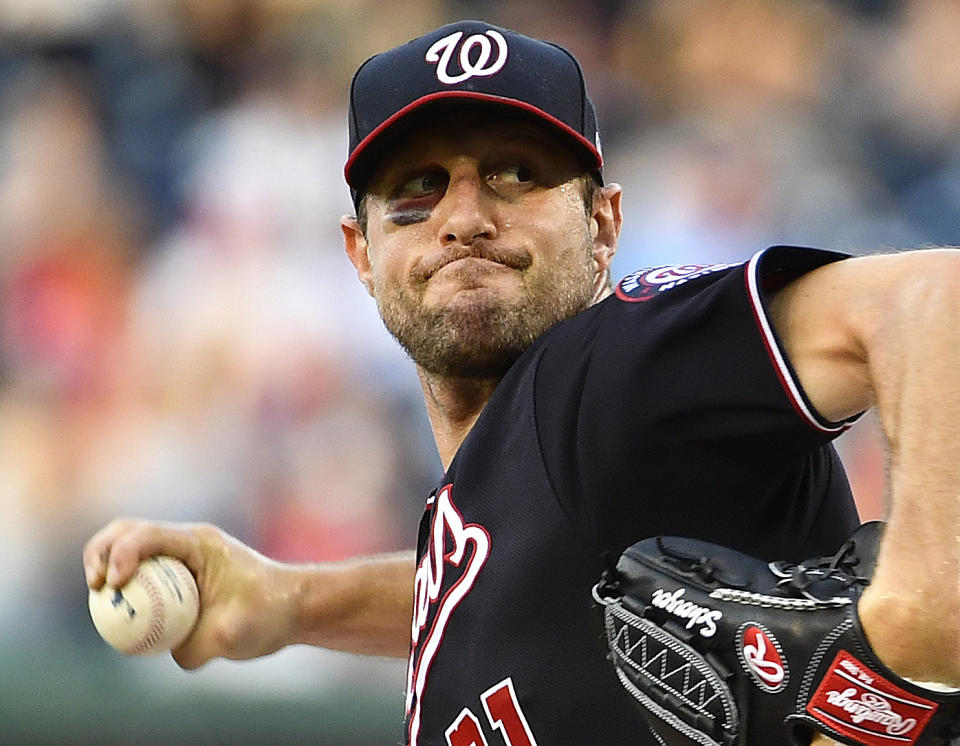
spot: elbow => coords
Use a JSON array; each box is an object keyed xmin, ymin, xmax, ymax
[{"xmin": 863, "ymin": 249, "xmax": 960, "ymax": 342}]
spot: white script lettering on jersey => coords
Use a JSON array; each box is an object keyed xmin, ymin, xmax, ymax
[
  {"xmin": 425, "ymin": 30, "xmax": 509, "ymax": 85},
  {"xmin": 406, "ymin": 484, "xmax": 491, "ymax": 746},
  {"xmin": 650, "ymin": 587, "xmax": 722, "ymax": 637}
]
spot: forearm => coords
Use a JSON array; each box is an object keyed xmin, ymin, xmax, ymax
[
  {"xmin": 858, "ymin": 257, "xmax": 960, "ymax": 683},
  {"xmin": 286, "ymin": 550, "xmax": 416, "ymax": 658}
]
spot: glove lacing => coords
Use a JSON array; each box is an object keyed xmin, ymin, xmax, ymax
[{"xmin": 768, "ymin": 537, "xmax": 870, "ymax": 603}]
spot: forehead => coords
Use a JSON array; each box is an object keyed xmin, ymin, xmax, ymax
[{"xmin": 368, "ymin": 106, "xmax": 584, "ymax": 182}]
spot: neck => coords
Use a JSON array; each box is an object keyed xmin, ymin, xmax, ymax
[
  {"xmin": 417, "ymin": 368, "xmax": 501, "ymax": 470},
  {"xmin": 416, "ymin": 285, "xmax": 614, "ymax": 470}
]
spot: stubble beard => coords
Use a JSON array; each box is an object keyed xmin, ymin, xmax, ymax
[{"xmin": 374, "ymin": 236, "xmax": 597, "ymax": 379}]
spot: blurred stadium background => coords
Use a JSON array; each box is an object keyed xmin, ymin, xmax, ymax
[{"xmin": 1, "ymin": 0, "xmax": 953, "ymax": 742}]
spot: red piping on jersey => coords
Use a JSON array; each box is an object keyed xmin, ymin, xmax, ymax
[{"xmin": 744, "ymin": 249, "xmax": 850, "ymax": 435}]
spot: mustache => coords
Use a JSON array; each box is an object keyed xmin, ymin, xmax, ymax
[{"xmin": 412, "ymin": 244, "xmax": 533, "ymax": 282}]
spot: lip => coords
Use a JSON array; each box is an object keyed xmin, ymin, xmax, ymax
[
  {"xmin": 429, "ymin": 257, "xmax": 518, "ymax": 283},
  {"xmin": 423, "ymin": 250, "xmax": 531, "ymax": 281},
  {"xmin": 414, "ymin": 245, "xmax": 532, "ymax": 283},
  {"xmin": 439, "ymin": 256, "xmax": 509, "ymax": 272}
]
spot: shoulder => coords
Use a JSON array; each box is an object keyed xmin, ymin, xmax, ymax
[
  {"xmin": 614, "ymin": 262, "xmax": 741, "ymax": 303},
  {"xmin": 612, "ymin": 247, "xmax": 850, "ymax": 306}
]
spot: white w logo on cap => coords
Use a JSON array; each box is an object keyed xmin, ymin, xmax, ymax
[{"xmin": 425, "ymin": 30, "xmax": 508, "ymax": 85}]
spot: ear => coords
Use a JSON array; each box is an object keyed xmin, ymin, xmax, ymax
[
  {"xmin": 341, "ymin": 215, "xmax": 375, "ymax": 297},
  {"xmin": 589, "ymin": 182, "xmax": 623, "ymax": 281}
]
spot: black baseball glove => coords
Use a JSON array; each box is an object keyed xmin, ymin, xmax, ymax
[{"xmin": 593, "ymin": 522, "xmax": 960, "ymax": 745}]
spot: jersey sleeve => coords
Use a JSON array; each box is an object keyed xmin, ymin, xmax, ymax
[{"xmin": 533, "ymin": 246, "xmax": 861, "ymax": 562}]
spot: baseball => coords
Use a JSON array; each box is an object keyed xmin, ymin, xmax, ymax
[{"xmin": 88, "ymin": 556, "xmax": 200, "ymax": 655}]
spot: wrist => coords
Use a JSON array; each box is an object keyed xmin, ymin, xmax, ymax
[
  {"xmin": 277, "ymin": 562, "xmax": 346, "ymax": 648},
  {"xmin": 858, "ymin": 585, "xmax": 960, "ymax": 687},
  {"xmin": 285, "ymin": 552, "xmax": 415, "ymax": 657}
]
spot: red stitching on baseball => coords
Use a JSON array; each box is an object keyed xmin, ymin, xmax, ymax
[{"xmin": 129, "ymin": 562, "xmax": 166, "ymax": 654}]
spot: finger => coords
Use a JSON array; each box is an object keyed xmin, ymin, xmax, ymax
[
  {"xmin": 83, "ymin": 519, "xmax": 205, "ymax": 589},
  {"xmin": 82, "ymin": 545, "xmax": 109, "ymax": 590},
  {"xmin": 83, "ymin": 518, "xmax": 138, "ymax": 589},
  {"xmin": 104, "ymin": 523, "xmax": 205, "ymax": 588}
]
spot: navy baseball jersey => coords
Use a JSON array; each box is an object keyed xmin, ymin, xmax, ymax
[{"xmin": 404, "ymin": 246, "xmax": 861, "ymax": 745}]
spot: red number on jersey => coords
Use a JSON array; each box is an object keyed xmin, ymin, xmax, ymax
[
  {"xmin": 445, "ymin": 708, "xmax": 487, "ymax": 746},
  {"xmin": 481, "ymin": 678, "xmax": 537, "ymax": 746},
  {"xmin": 444, "ymin": 677, "xmax": 538, "ymax": 746}
]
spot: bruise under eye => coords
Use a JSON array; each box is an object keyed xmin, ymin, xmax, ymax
[
  {"xmin": 385, "ymin": 207, "xmax": 432, "ymax": 226},
  {"xmin": 382, "ymin": 171, "xmax": 446, "ymax": 225}
]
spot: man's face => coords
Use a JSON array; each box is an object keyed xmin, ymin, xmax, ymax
[{"xmin": 348, "ymin": 111, "xmax": 606, "ymax": 379}]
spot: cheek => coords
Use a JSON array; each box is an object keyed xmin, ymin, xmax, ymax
[
  {"xmin": 370, "ymin": 253, "xmax": 403, "ymax": 298},
  {"xmin": 368, "ymin": 239, "xmax": 422, "ymax": 299},
  {"xmin": 519, "ymin": 203, "xmax": 592, "ymax": 265}
]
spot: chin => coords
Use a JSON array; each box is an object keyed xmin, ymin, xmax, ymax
[
  {"xmin": 418, "ymin": 343, "xmax": 525, "ymax": 379},
  {"xmin": 379, "ymin": 264, "xmax": 593, "ymax": 379}
]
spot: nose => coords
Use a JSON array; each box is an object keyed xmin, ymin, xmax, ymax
[{"xmin": 436, "ymin": 170, "xmax": 497, "ymax": 246}]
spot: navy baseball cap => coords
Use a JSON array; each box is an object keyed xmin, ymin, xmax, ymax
[{"xmin": 345, "ymin": 20, "xmax": 604, "ymax": 206}]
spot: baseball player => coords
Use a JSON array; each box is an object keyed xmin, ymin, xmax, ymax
[{"xmin": 84, "ymin": 21, "xmax": 960, "ymax": 745}]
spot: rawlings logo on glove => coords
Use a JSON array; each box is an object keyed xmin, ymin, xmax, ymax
[
  {"xmin": 740, "ymin": 624, "xmax": 787, "ymax": 691},
  {"xmin": 807, "ymin": 650, "xmax": 938, "ymax": 742},
  {"xmin": 593, "ymin": 522, "xmax": 960, "ymax": 746}
]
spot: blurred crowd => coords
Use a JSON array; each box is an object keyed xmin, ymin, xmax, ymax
[{"xmin": 1, "ymin": 0, "xmax": 954, "ymax": 676}]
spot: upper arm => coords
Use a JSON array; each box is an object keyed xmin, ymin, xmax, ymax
[{"xmin": 767, "ymin": 248, "xmax": 960, "ymax": 424}]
